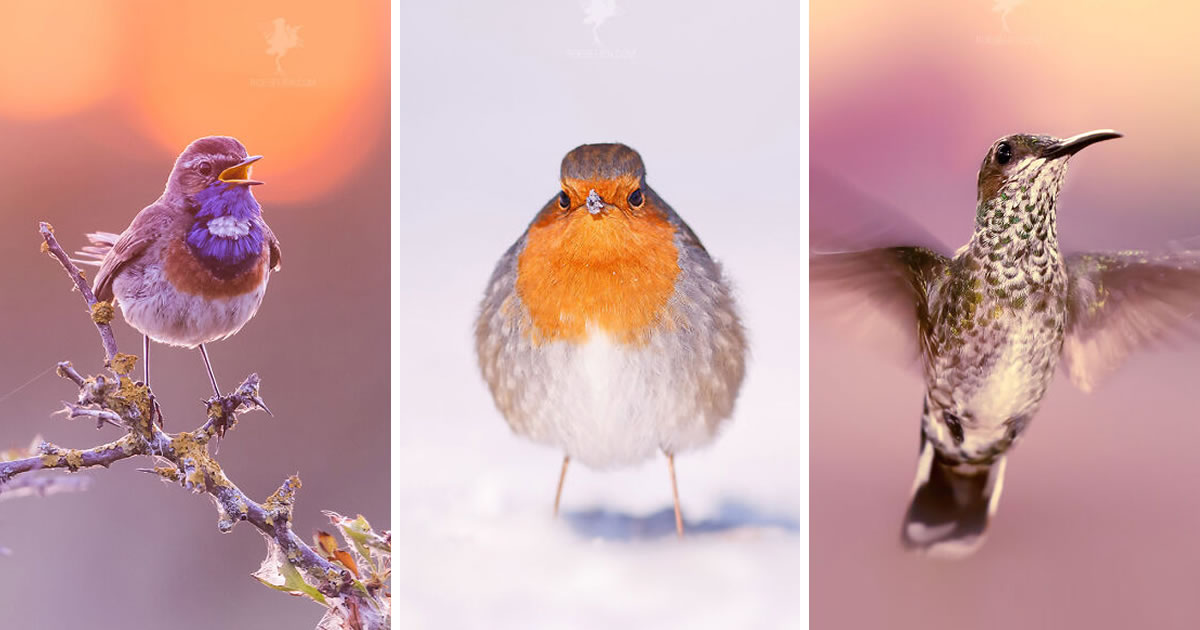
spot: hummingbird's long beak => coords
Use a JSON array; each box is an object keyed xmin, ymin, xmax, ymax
[
  {"xmin": 219, "ymin": 155, "xmax": 264, "ymax": 186},
  {"xmin": 1042, "ymin": 130, "xmax": 1122, "ymax": 160}
]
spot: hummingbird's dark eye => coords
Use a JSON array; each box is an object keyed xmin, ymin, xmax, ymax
[
  {"xmin": 628, "ymin": 188, "xmax": 644, "ymax": 208},
  {"xmin": 196, "ymin": 161, "xmax": 213, "ymax": 176},
  {"xmin": 557, "ymin": 190, "xmax": 570, "ymax": 209},
  {"xmin": 995, "ymin": 142, "xmax": 1013, "ymax": 165}
]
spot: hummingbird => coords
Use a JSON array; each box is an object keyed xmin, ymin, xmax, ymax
[
  {"xmin": 474, "ymin": 143, "xmax": 746, "ymax": 537},
  {"xmin": 811, "ymin": 130, "xmax": 1200, "ymax": 557},
  {"xmin": 75, "ymin": 136, "xmax": 281, "ymax": 399}
]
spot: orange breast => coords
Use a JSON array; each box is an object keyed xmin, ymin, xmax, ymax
[
  {"xmin": 165, "ymin": 238, "xmax": 269, "ymax": 298},
  {"xmin": 516, "ymin": 204, "xmax": 680, "ymax": 345}
]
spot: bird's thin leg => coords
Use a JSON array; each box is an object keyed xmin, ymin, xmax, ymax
[
  {"xmin": 667, "ymin": 452, "xmax": 684, "ymax": 538},
  {"xmin": 554, "ymin": 456, "xmax": 570, "ymax": 517},
  {"xmin": 198, "ymin": 344, "xmax": 220, "ymax": 397},
  {"xmin": 143, "ymin": 335, "xmax": 151, "ymax": 386},
  {"xmin": 142, "ymin": 335, "xmax": 165, "ymax": 430}
]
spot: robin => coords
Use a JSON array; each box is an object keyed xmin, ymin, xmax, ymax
[
  {"xmin": 75, "ymin": 136, "xmax": 281, "ymax": 398},
  {"xmin": 475, "ymin": 143, "xmax": 746, "ymax": 537}
]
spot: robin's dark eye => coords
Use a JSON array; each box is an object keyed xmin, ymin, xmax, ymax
[
  {"xmin": 197, "ymin": 161, "xmax": 213, "ymax": 176},
  {"xmin": 628, "ymin": 188, "xmax": 644, "ymax": 208},
  {"xmin": 557, "ymin": 191, "xmax": 570, "ymax": 209},
  {"xmin": 995, "ymin": 142, "xmax": 1013, "ymax": 165}
]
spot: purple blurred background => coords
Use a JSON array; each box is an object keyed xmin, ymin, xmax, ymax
[
  {"xmin": 0, "ymin": 3, "xmax": 388, "ymax": 628},
  {"xmin": 812, "ymin": 2, "xmax": 1200, "ymax": 628}
]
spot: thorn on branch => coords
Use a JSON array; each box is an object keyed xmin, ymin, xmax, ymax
[
  {"xmin": 204, "ymin": 373, "xmax": 271, "ymax": 437},
  {"xmin": 56, "ymin": 361, "xmax": 86, "ymax": 388},
  {"xmin": 264, "ymin": 475, "xmax": 302, "ymax": 527},
  {"xmin": 61, "ymin": 402, "xmax": 123, "ymax": 429}
]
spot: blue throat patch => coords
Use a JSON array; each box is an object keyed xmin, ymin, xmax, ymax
[{"xmin": 186, "ymin": 182, "xmax": 264, "ymax": 279}]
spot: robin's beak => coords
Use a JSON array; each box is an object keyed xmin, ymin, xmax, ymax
[
  {"xmin": 585, "ymin": 189, "xmax": 615, "ymax": 216},
  {"xmin": 1041, "ymin": 130, "xmax": 1122, "ymax": 160},
  {"xmin": 219, "ymin": 155, "xmax": 264, "ymax": 186}
]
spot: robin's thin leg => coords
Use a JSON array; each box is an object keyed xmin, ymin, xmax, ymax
[
  {"xmin": 554, "ymin": 456, "xmax": 570, "ymax": 517},
  {"xmin": 667, "ymin": 452, "xmax": 684, "ymax": 538},
  {"xmin": 143, "ymin": 335, "xmax": 151, "ymax": 386},
  {"xmin": 198, "ymin": 344, "xmax": 220, "ymax": 397}
]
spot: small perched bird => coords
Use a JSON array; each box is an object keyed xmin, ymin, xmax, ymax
[
  {"xmin": 76, "ymin": 136, "xmax": 281, "ymax": 397},
  {"xmin": 475, "ymin": 143, "xmax": 746, "ymax": 537},
  {"xmin": 812, "ymin": 130, "xmax": 1200, "ymax": 557}
]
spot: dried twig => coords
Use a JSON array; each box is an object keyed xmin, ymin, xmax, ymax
[
  {"xmin": 1, "ymin": 224, "xmax": 389, "ymax": 629},
  {"xmin": 38, "ymin": 222, "xmax": 119, "ymax": 366}
]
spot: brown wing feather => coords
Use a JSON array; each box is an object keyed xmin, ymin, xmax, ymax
[
  {"xmin": 1063, "ymin": 250, "xmax": 1200, "ymax": 391},
  {"xmin": 92, "ymin": 205, "xmax": 171, "ymax": 302},
  {"xmin": 262, "ymin": 221, "xmax": 282, "ymax": 271}
]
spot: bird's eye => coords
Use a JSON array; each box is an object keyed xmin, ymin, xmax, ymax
[
  {"xmin": 557, "ymin": 191, "xmax": 570, "ymax": 209},
  {"xmin": 628, "ymin": 188, "xmax": 644, "ymax": 208},
  {"xmin": 995, "ymin": 142, "xmax": 1013, "ymax": 165},
  {"xmin": 197, "ymin": 161, "xmax": 213, "ymax": 176}
]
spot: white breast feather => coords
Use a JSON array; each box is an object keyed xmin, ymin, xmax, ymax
[{"xmin": 207, "ymin": 216, "xmax": 252, "ymax": 239}]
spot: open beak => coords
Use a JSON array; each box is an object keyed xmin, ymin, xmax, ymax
[
  {"xmin": 1042, "ymin": 130, "xmax": 1122, "ymax": 160},
  {"xmin": 219, "ymin": 155, "xmax": 264, "ymax": 186}
]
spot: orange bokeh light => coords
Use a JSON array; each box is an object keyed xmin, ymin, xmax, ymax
[
  {"xmin": 124, "ymin": 1, "xmax": 387, "ymax": 202},
  {"xmin": 0, "ymin": 0, "xmax": 122, "ymax": 120}
]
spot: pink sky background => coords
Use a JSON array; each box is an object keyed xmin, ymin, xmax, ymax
[{"xmin": 812, "ymin": 2, "xmax": 1200, "ymax": 628}]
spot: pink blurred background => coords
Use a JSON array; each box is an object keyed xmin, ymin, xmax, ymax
[
  {"xmin": 813, "ymin": 2, "xmax": 1200, "ymax": 628},
  {"xmin": 0, "ymin": 2, "xmax": 388, "ymax": 628}
]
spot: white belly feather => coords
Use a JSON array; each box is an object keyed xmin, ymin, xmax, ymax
[{"xmin": 516, "ymin": 328, "xmax": 720, "ymax": 469}]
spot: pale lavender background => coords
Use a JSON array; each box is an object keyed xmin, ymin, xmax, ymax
[{"xmin": 398, "ymin": 1, "xmax": 803, "ymax": 627}]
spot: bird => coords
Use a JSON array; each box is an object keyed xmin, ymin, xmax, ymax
[
  {"xmin": 474, "ymin": 143, "xmax": 746, "ymax": 537},
  {"xmin": 811, "ymin": 130, "xmax": 1200, "ymax": 557},
  {"xmin": 75, "ymin": 136, "xmax": 281, "ymax": 401}
]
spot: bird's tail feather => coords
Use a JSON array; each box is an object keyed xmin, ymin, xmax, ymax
[
  {"xmin": 71, "ymin": 231, "xmax": 121, "ymax": 267},
  {"xmin": 900, "ymin": 435, "xmax": 1007, "ymax": 559}
]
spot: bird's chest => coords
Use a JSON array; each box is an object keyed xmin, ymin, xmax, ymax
[
  {"xmin": 929, "ymin": 262, "xmax": 1067, "ymax": 425},
  {"xmin": 514, "ymin": 210, "xmax": 680, "ymax": 345},
  {"xmin": 165, "ymin": 236, "xmax": 269, "ymax": 299},
  {"xmin": 960, "ymin": 313, "xmax": 1063, "ymax": 423}
]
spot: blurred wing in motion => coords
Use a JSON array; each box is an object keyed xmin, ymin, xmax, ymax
[
  {"xmin": 1063, "ymin": 249, "xmax": 1200, "ymax": 391},
  {"xmin": 811, "ymin": 246, "xmax": 949, "ymax": 364},
  {"xmin": 810, "ymin": 166, "xmax": 952, "ymax": 362},
  {"xmin": 810, "ymin": 165, "xmax": 947, "ymax": 254}
]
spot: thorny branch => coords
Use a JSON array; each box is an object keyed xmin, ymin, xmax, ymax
[{"xmin": 0, "ymin": 223, "xmax": 389, "ymax": 629}]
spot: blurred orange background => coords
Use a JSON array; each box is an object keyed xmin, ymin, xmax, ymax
[
  {"xmin": 813, "ymin": 2, "xmax": 1200, "ymax": 629},
  {"xmin": 0, "ymin": 2, "xmax": 388, "ymax": 628}
]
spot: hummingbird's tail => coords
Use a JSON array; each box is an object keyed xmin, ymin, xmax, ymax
[{"xmin": 900, "ymin": 435, "xmax": 1007, "ymax": 559}]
